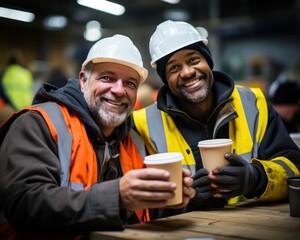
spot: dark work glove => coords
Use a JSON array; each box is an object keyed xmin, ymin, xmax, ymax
[
  {"xmin": 190, "ymin": 168, "xmax": 216, "ymax": 205},
  {"xmin": 209, "ymin": 153, "xmax": 258, "ymax": 198}
]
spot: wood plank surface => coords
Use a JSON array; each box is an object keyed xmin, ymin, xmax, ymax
[{"xmin": 90, "ymin": 201, "xmax": 300, "ymax": 240}]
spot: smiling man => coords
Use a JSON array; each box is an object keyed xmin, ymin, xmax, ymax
[
  {"xmin": 81, "ymin": 62, "xmax": 139, "ymax": 137},
  {"xmin": 132, "ymin": 20, "xmax": 300, "ymax": 212},
  {"xmin": 0, "ymin": 34, "xmax": 195, "ymax": 239}
]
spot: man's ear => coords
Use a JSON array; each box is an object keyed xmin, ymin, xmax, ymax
[{"xmin": 79, "ymin": 71, "xmax": 86, "ymax": 93}]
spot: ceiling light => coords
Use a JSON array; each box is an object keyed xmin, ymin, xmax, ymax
[
  {"xmin": 0, "ymin": 6, "xmax": 35, "ymax": 22},
  {"xmin": 43, "ymin": 15, "xmax": 67, "ymax": 30},
  {"xmin": 164, "ymin": 9, "xmax": 189, "ymax": 21},
  {"xmin": 162, "ymin": 0, "xmax": 181, "ymax": 4},
  {"xmin": 77, "ymin": 0, "xmax": 125, "ymax": 16},
  {"xmin": 84, "ymin": 20, "xmax": 102, "ymax": 42}
]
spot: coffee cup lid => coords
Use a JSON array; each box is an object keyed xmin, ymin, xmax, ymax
[
  {"xmin": 144, "ymin": 152, "xmax": 183, "ymax": 164},
  {"xmin": 198, "ymin": 138, "xmax": 232, "ymax": 148}
]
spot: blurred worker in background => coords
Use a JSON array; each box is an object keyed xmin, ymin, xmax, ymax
[
  {"xmin": 0, "ymin": 97, "xmax": 15, "ymax": 125},
  {"xmin": 269, "ymin": 81, "xmax": 300, "ymax": 133},
  {"xmin": 0, "ymin": 49, "xmax": 34, "ymax": 111},
  {"xmin": 45, "ymin": 66, "xmax": 69, "ymax": 88},
  {"xmin": 134, "ymin": 83, "xmax": 157, "ymax": 110}
]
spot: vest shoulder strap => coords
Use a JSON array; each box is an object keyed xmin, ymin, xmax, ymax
[
  {"xmin": 230, "ymin": 86, "xmax": 267, "ymax": 160},
  {"xmin": 30, "ymin": 102, "xmax": 73, "ymax": 187},
  {"xmin": 133, "ymin": 104, "xmax": 196, "ymax": 174}
]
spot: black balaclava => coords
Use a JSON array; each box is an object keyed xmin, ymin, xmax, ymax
[{"xmin": 156, "ymin": 41, "xmax": 214, "ymax": 86}]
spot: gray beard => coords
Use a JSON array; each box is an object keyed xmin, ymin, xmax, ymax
[
  {"xmin": 179, "ymin": 79, "xmax": 210, "ymax": 103},
  {"xmin": 83, "ymin": 88, "xmax": 130, "ymax": 129},
  {"xmin": 180, "ymin": 87, "xmax": 209, "ymax": 103}
]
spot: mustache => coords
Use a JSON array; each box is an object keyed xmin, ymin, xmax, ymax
[
  {"xmin": 178, "ymin": 72, "xmax": 206, "ymax": 87},
  {"xmin": 98, "ymin": 93, "xmax": 130, "ymax": 106}
]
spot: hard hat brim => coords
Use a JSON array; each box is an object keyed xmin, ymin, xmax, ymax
[
  {"xmin": 82, "ymin": 57, "xmax": 148, "ymax": 83},
  {"xmin": 151, "ymin": 39, "xmax": 208, "ymax": 69}
]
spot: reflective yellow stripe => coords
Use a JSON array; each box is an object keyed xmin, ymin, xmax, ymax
[
  {"xmin": 272, "ymin": 156, "xmax": 300, "ymax": 175},
  {"xmin": 133, "ymin": 108, "xmax": 157, "ymax": 154},
  {"xmin": 250, "ymin": 88, "xmax": 268, "ymax": 143},
  {"xmin": 253, "ymin": 157, "xmax": 299, "ymax": 201},
  {"xmin": 229, "ymin": 87, "xmax": 253, "ymax": 155},
  {"xmin": 161, "ymin": 112, "xmax": 195, "ymax": 167}
]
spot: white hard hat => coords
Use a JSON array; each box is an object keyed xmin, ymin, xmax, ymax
[
  {"xmin": 149, "ymin": 20, "xmax": 208, "ymax": 68},
  {"xmin": 82, "ymin": 34, "xmax": 148, "ymax": 83}
]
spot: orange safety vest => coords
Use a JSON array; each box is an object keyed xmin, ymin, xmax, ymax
[
  {"xmin": 0, "ymin": 102, "xmax": 150, "ymax": 239},
  {"xmin": 0, "ymin": 98, "xmax": 4, "ymax": 109}
]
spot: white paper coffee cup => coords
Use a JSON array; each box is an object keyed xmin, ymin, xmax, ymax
[
  {"xmin": 144, "ymin": 152, "xmax": 183, "ymax": 206},
  {"xmin": 198, "ymin": 139, "xmax": 233, "ymax": 172}
]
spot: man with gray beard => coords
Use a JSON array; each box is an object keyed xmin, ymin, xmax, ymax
[
  {"xmin": 132, "ymin": 20, "xmax": 300, "ymax": 215},
  {"xmin": 0, "ymin": 34, "xmax": 195, "ymax": 239}
]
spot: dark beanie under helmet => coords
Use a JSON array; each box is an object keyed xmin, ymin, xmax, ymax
[{"xmin": 156, "ymin": 41, "xmax": 214, "ymax": 85}]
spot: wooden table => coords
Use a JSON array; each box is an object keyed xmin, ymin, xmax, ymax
[{"xmin": 90, "ymin": 201, "xmax": 300, "ymax": 240}]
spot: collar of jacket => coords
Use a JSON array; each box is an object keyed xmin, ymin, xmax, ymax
[{"xmin": 156, "ymin": 71, "xmax": 235, "ymax": 120}]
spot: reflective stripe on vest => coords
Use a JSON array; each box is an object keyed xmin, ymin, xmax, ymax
[
  {"xmin": 32, "ymin": 102, "xmax": 91, "ymax": 191},
  {"xmin": 230, "ymin": 86, "xmax": 260, "ymax": 160},
  {"xmin": 34, "ymin": 102, "xmax": 74, "ymax": 188},
  {"xmin": 133, "ymin": 86, "xmax": 267, "ymax": 175}
]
